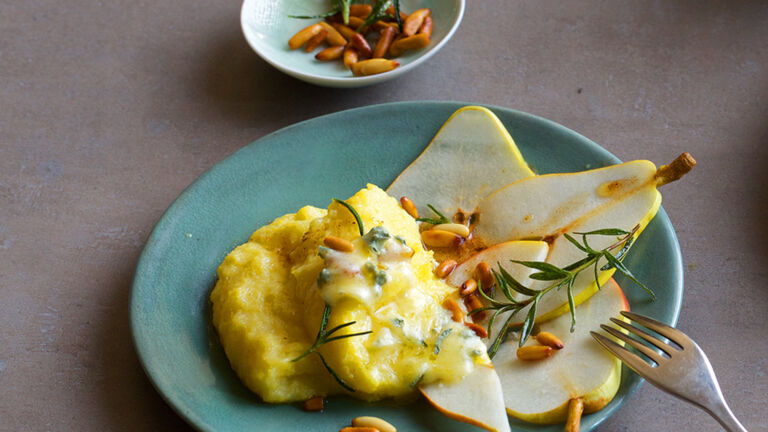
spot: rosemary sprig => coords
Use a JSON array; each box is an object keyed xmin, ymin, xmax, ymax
[
  {"xmin": 333, "ymin": 198, "xmax": 364, "ymax": 236},
  {"xmin": 470, "ymin": 226, "xmax": 654, "ymax": 359},
  {"xmin": 357, "ymin": 0, "xmax": 391, "ymax": 32},
  {"xmin": 291, "ymin": 305, "xmax": 372, "ymax": 392},
  {"xmin": 393, "ymin": 0, "xmax": 403, "ymax": 31},
  {"xmin": 415, "ymin": 204, "xmax": 451, "ymax": 225}
]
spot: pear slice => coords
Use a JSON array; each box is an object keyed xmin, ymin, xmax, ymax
[
  {"xmin": 419, "ymin": 364, "xmax": 511, "ymax": 432},
  {"xmin": 475, "ymin": 154, "xmax": 695, "ymax": 323},
  {"xmin": 387, "ymin": 106, "xmax": 534, "ymax": 217},
  {"xmin": 445, "ymin": 240, "xmax": 549, "ymax": 343},
  {"xmin": 495, "ymin": 278, "xmax": 629, "ymax": 424}
]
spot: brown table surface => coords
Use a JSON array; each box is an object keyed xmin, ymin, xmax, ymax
[{"xmin": 2, "ymin": 0, "xmax": 767, "ymax": 431}]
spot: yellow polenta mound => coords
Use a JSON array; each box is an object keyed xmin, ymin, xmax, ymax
[{"xmin": 211, "ymin": 185, "xmax": 489, "ymax": 403}]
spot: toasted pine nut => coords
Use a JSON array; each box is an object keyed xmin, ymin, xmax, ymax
[
  {"xmin": 463, "ymin": 293, "xmax": 486, "ymax": 321},
  {"xmin": 339, "ymin": 428, "xmax": 379, "ymax": 432},
  {"xmin": 433, "ymin": 223, "xmax": 470, "ymax": 238},
  {"xmin": 289, "ymin": 24, "xmax": 324, "ymax": 50},
  {"xmin": 350, "ymin": 33, "xmax": 373, "ymax": 58},
  {"xmin": 319, "ymin": 22, "xmax": 347, "ymax": 46},
  {"xmin": 517, "ymin": 345, "xmax": 554, "ymax": 361},
  {"xmin": 399, "ymin": 196, "xmax": 418, "ymax": 218},
  {"xmin": 352, "ymin": 59, "xmax": 400, "ymax": 76},
  {"xmin": 316, "ymin": 45, "xmax": 345, "ymax": 61},
  {"xmin": 343, "ymin": 45, "xmax": 359, "ymax": 69},
  {"xmin": 352, "ymin": 417, "xmax": 396, "ymax": 432},
  {"xmin": 349, "ymin": 4, "xmax": 373, "ymax": 18},
  {"xmin": 374, "ymin": 26, "xmax": 397, "ymax": 58},
  {"xmin": 421, "ymin": 229, "xmax": 463, "ymax": 248},
  {"xmin": 373, "ymin": 20, "xmax": 400, "ymax": 32},
  {"xmin": 459, "ymin": 278, "xmax": 478, "ymax": 296},
  {"xmin": 348, "ymin": 16, "xmax": 366, "ymax": 31},
  {"xmin": 442, "ymin": 298, "xmax": 464, "ymax": 323},
  {"xmin": 324, "ymin": 236, "xmax": 355, "ymax": 252},
  {"xmin": 464, "ymin": 321, "xmax": 489, "ymax": 338},
  {"xmin": 385, "ymin": 6, "xmax": 408, "ymax": 23},
  {"xmin": 565, "ymin": 398, "xmax": 584, "ymax": 432},
  {"xmin": 389, "ymin": 33, "xmax": 430, "ymax": 57},
  {"xmin": 332, "ymin": 23, "xmax": 358, "ymax": 41},
  {"xmin": 302, "ymin": 396, "xmax": 324, "ymax": 411},
  {"xmin": 536, "ymin": 331, "xmax": 564, "ymax": 350},
  {"xmin": 435, "ymin": 259, "xmax": 457, "ymax": 278},
  {"xmin": 403, "ymin": 8, "xmax": 431, "ymax": 36},
  {"xmin": 419, "ymin": 16, "xmax": 433, "ymax": 38},
  {"xmin": 304, "ymin": 29, "xmax": 328, "ymax": 52},
  {"xmin": 475, "ymin": 262, "xmax": 495, "ymax": 292}
]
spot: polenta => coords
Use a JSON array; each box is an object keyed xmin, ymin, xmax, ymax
[{"xmin": 210, "ymin": 185, "xmax": 489, "ymax": 403}]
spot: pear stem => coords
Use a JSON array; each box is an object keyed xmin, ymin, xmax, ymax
[
  {"xmin": 565, "ymin": 397, "xmax": 584, "ymax": 432},
  {"xmin": 655, "ymin": 152, "xmax": 696, "ymax": 187}
]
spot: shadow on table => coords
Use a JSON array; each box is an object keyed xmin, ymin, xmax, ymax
[{"xmin": 197, "ymin": 26, "xmax": 390, "ymax": 132}]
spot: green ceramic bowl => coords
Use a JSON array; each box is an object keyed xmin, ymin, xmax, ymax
[
  {"xmin": 131, "ymin": 101, "xmax": 683, "ymax": 431},
  {"xmin": 241, "ymin": 0, "xmax": 465, "ymax": 87}
]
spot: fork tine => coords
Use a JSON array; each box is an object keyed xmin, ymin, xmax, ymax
[
  {"xmin": 609, "ymin": 318, "xmax": 676, "ymax": 356},
  {"xmin": 621, "ymin": 311, "xmax": 690, "ymax": 348},
  {"xmin": 600, "ymin": 324, "xmax": 666, "ymax": 365},
  {"xmin": 591, "ymin": 331, "xmax": 655, "ymax": 377}
]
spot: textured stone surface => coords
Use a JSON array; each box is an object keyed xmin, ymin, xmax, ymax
[{"xmin": 1, "ymin": 0, "xmax": 766, "ymax": 431}]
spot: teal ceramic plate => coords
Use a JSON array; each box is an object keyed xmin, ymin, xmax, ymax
[
  {"xmin": 241, "ymin": 0, "xmax": 465, "ymax": 87},
  {"xmin": 131, "ymin": 101, "xmax": 683, "ymax": 431}
]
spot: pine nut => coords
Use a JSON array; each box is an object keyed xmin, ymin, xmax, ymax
[
  {"xmin": 350, "ymin": 33, "xmax": 373, "ymax": 58},
  {"xmin": 316, "ymin": 45, "xmax": 345, "ymax": 61},
  {"xmin": 459, "ymin": 278, "xmax": 478, "ymax": 296},
  {"xmin": 349, "ymin": 4, "xmax": 373, "ymax": 18},
  {"xmin": 475, "ymin": 262, "xmax": 494, "ymax": 292},
  {"xmin": 535, "ymin": 331, "xmax": 564, "ymax": 350},
  {"xmin": 403, "ymin": 8, "xmax": 431, "ymax": 36},
  {"xmin": 302, "ymin": 396, "xmax": 324, "ymax": 411},
  {"xmin": 374, "ymin": 26, "xmax": 397, "ymax": 58},
  {"xmin": 435, "ymin": 259, "xmax": 457, "ymax": 278},
  {"xmin": 433, "ymin": 223, "xmax": 470, "ymax": 238},
  {"xmin": 399, "ymin": 196, "xmax": 418, "ymax": 218},
  {"xmin": 351, "ymin": 59, "xmax": 399, "ymax": 76},
  {"xmin": 348, "ymin": 16, "xmax": 366, "ymax": 31},
  {"xmin": 516, "ymin": 345, "xmax": 553, "ymax": 361},
  {"xmin": 304, "ymin": 28, "xmax": 328, "ymax": 52},
  {"xmin": 388, "ymin": 33, "xmax": 430, "ymax": 57},
  {"xmin": 442, "ymin": 298, "xmax": 464, "ymax": 323},
  {"xmin": 339, "ymin": 428, "xmax": 379, "ymax": 432},
  {"xmin": 352, "ymin": 417, "xmax": 396, "ymax": 432},
  {"xmin": 332, "ymin": 23, "xmax": 358, "ymax": 41},
  {"xmin": 319, "ymin": 22, "xmax": 347, "ymax": 46},
  {"xmin": 463, "ymin": 294, "xmax": 486, "ymax": 321},
  {"xmin": 324, "ymin": 236, "xmax": 355, "ymax": 252},
  {"xmin": 419, "ymin": 16, "xmax": 433, "ymax": 38},
  {"xmin": 288, "ymin": 24, "xmax": 324, "ymax": 50},
  {"xmin": 464, "ymin": 321, "xmax": 488, "ymax": 338},
  {"xmin": 343, "ymin": 45, "xmax": 359, "ymax": 69},
  {"xmin": 421, "ymin": 230, "xmax": 463, "ymax": 248},
  {"xmin": 372, "ymin": 20, "xmax": 400, "ymax": 32}
]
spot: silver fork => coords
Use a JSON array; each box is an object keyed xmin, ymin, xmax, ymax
[{"xmin": 591, "ymin": 311, "xmax": 748, "ymax": 432}]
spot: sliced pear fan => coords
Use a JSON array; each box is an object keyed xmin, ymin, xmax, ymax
[
  {"xmin": 495, "ymin": 278, "xmax": 629, "ymax": 424},
  {"xmin": 474, "ymin": 154, "xmax": 694, "ymax": 324},
  {"xmin": 387, "ymin": 106, "xmax": 534, "ymax": 217}
]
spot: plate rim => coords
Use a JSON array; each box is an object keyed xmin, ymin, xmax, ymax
[{"xmin": 130, "ymin": 100, "xmax": 683, "ymax": 431}]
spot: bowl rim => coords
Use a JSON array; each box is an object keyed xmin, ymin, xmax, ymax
[{"xmin": 240, "ymin": 0, "xmax": 467, "ymax": 87}]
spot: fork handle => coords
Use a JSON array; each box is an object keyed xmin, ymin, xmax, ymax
[{"xmin": 706, "ymin": 400, "xmax": 748, "ymax": 432}]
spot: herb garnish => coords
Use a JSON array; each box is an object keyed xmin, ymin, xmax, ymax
[
  {"xmin": 333, "ymin": 198, "xmax": 364, "ymax": 236},
  {"xmin": 415, "ymin": 204, "xmax": 451, "ymax": 225},
  {"xmin": 470, "ymin": 226, "xmax": 655, "ymax": 359},
  {"xmin": 291, "ymin": 305, "xmax": 372, "ymax": 391}
]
